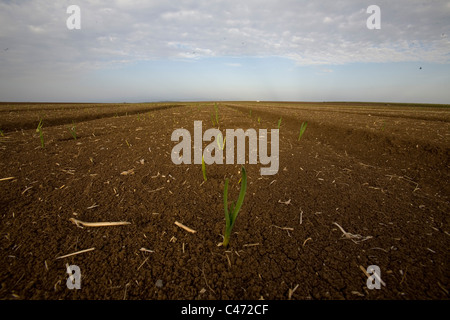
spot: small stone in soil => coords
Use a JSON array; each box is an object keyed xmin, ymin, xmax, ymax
[{"xmin": 155, "ymin": 279, "xmax": 163, "ymax": 288}]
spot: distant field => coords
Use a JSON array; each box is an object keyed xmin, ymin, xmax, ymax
[{"xmin": 0, "ymin": 101, "xmax": 449, "ymax": 299}]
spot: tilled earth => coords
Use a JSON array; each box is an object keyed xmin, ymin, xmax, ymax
[{"xmin": 0, "ymin": 101, "xmax": 449, "ymax": 300}]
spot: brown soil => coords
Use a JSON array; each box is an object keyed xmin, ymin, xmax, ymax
[{"xmin": 0, "ymin": 101, "xmax": 449, "ymax": 300}]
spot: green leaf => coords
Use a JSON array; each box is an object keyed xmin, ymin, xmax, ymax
[
  {"xmin": 222, "ymin": 166, "xmax": 247, "ymax": 247},
  {"xmin": 202, "ymin": 155, "xmax": 207, "ymax": 181},
  {"xmin": 232, "ymin": 167, "xmax": 247, "ymax": 221},
  {"xmin": 214, "ymin": 103, "xmax": 219, "ymax": 126},
  {"xmin": 298, "ymin": 121, "xmax": 308, "ymax": 140},
  {"xmin": 224, "ymin": 178, "xmax": 230, "ymax": 229}
]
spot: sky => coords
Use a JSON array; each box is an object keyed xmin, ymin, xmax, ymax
[{"xmin": 0, "ymin": 0, "xmax": 449, "ymax": 104}]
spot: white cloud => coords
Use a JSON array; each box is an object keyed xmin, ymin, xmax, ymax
[
  {"xmin": 323, "ymin": 16, "xmax": 333, "ymax": 24},
  {"xmin": 0, "ymin": 1, "xmax": 449, "ymax": 79},
  {"xmin": 225, "ymin": 63, "xmax": 242, "ymax": 67},
  {"xmin": 28, "ymin": 25, "xmax": 46, "ymax": 34}
]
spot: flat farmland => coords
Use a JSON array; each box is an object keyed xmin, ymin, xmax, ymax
[{"xmin": 0, "ymin": 101, "xmax": 449, "ymax": 299}]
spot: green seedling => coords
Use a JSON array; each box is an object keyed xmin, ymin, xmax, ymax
[
  {"xmin": 222, "ymin": 166, "xmax": 247, "ymax": 248},
  {"xmin": 249, "ymin": 110, "xmax": 252, "ymax": 117},
  {"xmin": 298, "ymin": 121, "xmax": 308, "ymax": 141},
  {"xmin": 211, "ymin": 113, "xmax": 216, "ymax": 127},
  {"xmin": 36, "ymin": 119, "xmax": 44, "ymax": 148},
  {"xmin": 258, "ymin": 117, "xmax": 261, "ymax": 124},
  {"xmin": 0, "ymin": 128, "xmax": 3, "ymax": 137},
  {"xmin": 277, "ymin": 117, "xmax": 282, "ymax": 129},
  {"xmin": 202, "ymin": 155, "xmax": 207, "ymax": 181},
  {"xmin": 69, "ymin": 122, "xmax": 77, "ymax": 140},
  {"xmin": 217, "ymin": 132, "xmax": 226, "ymax": 150},
  {"xmin": 125, "ymin": 140, "xmax": 131, "ymax": 147},
  {"xmin": 214, "ymin": 103, "xmax": 219, "ymax": 126}
]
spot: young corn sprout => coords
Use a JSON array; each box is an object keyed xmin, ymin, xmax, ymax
[
  {"xmin": 202, "ymin": 154, "xmax": 207, "ymax": 181},
  {"xmin": 258, "ymin": 117, "xmax": 261, "ymax": 124},
  {"xmin": 277, "ymin": 117, "xmax": 282, "ymax": 129},
  {"xmin": 217, "ymin": 132, "xmax": 226, "ymax": 150},
  {"xmin": 36, "ymin": 119, "xmax": 44, "ymax": 148},
  {"xmin": 222, "ymin": 166, "xmax": 247, "ymax": 248},
  {"xmin": 298, "ymin": 121, "xmax": 308, "ymax": 141},
  {"xmin": 214, "ymin": 103, "xmax": 219, "ymax": 127},
  {"xmin": 211, "ymin": 113, "xmax": 216, "ymax": 127},
  {"xmin": 0, "ymin": 128, "xmax": 3, "ymax": 137},
  {"xmin": 69, "ymin": 122, "xmax": 77, "ymax": 140}
]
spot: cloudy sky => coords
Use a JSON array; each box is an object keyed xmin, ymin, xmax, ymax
[{"xmin": 0, "ymin": 0, "xmax": 449, "ymax": 103}]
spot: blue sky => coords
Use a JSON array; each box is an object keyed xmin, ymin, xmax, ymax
[{"xmin": 0, "ymin": 0, "xmax": 449, "ymax": 103}]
